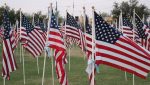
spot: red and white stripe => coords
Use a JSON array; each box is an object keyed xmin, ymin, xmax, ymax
[
  {"xmin": 134, "ymin": 25, "xmax": 150, "ymax": 52},
  {"xmin": 24, "ymin": 28, "xmax": 45, "ymax": 57},
  {"xmin": 95, "ymin": 36, "xmax": 150, "ymax": 78},
  {"xmin": 54, "ymin": 49, "xmax": 68, "ymax": 85},
  {"xmin": 62, "ymin": 25, "xmax": 81, "ymax": 46},
  {"xmin": 122, "ymin": 26, "xmax": 133, "ymax": 40},
  {"xmin": 19, "ymin": 27, "xmax": 28, "ymax": 44},
  {"xmin": 10, "ymin": 30, "xmax": 20, "ymax": 51},
  {"xmin": 47, "ymin": 27, "xmax": 68, "ymax": 85},
  {"xmin": 47, "ymin": 28, "xmax": 66, "ymax": 51},
  {"xmin": 2, "ymin": 38, "xmax": 17, "ymax": 79}
]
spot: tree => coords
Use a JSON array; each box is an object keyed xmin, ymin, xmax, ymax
[{"xmin": 111, "ymin": 0, "xmax": 150, "ymax": 19}]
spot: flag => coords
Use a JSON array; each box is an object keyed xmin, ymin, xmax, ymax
[
  {"xmin": 47, "ymin": 11, "xmax": 68, "ymax": 85},
  {"xmin": 94, "ymin": 11, "xmax": 150, "ymax": 79},
  {"xmin": 121, "ymin": 16, "xmax": 134, "ymax": 40},
  {"xmin": 134, "ymin": 13, "xmax": 150, "ymax": 51},
  {"xmin": 63, "ymin": 12, "xmax": 81, "ymax": 46},
  {"xmin": 2, "ymin": 10, "xmax": 17, "ymax": 80},
  {"xmin": 21, "ymin": 13, "xmax": 45, "ymax": 57}
]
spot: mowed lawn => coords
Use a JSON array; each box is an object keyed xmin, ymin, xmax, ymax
[{"xmin": 0, "ymin": 46, "xmax": 150, "ymax": 85}]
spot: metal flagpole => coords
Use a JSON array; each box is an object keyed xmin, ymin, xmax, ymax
[
  {"xmin": 132, "ymin": 9, "xmax": 136, "ymax": 85},
  {"xmin": 120, "ymin": 10, "xmax": 128, "ymax": 81},
  {"xmin": 36, "ymin": 56, "xmax": 40, "ymax": 75},
  {"xmin": 69, "ymin": 47, "xmax": 71, "ymax": 71},
  {"xmin": 65, "ymin": 10, "xmax": 71, "ymax": 71},
  {"xmin": 83, "ymin": 7, "xmax": 86, "ymax": 60},
  {"xmin": 51, "ymin": 49, "xmax": 54, "ymax": 85},
  {"xmin": 91, "ymin": 6, "xmax": 95, "ymax": 85},
  {"xmin": 3, "ymin": 78, "xmax": 5, "ymax": 85},
  {"xmin": 42, "ymin": 3, "xmax": 52, "ymax": 85},
  {"xmin": 33, "ymin": 13, "xmax": 40, "ymax": 75},
  {"xmin": 73, "ymin": 0, "xmax": 74, "ymax": 17},
  {"xmin": 20, "ymin": 8, "xmax": 26, "ymax": 85},
  {"xmin": 22, "ymin": 45, "xmax": 26, "ymax": 85}
]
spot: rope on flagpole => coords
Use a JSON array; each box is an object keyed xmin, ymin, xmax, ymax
[{"xmin": 37, "ymin": 57, "xmax": 40, "ymax": 74}]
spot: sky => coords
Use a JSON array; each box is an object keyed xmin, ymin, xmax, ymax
[{"xmin": 0, "ymin": 0, "xmax": 150, "ymax": 17}]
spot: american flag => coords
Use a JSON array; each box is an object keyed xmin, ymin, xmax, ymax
[
  {"xmin": 19, "ymin": 14, "xmax": 29, "ymax": 44},
  {"xmin": 122, "ymin": 16, "xmax": 134, "ymax": 40},
  {"xmin": 21, "ymin": 14, "xmax": 45, "ymax": 57},
  {"xmin": 47, "ymin": 11, "xmax": 68, "ymax": 85},
  {"xmin": 63, "ymin": 12, "xmax": 81, "ymax": 46},
  {"xmin": 2, "ymin": 10, "xmax": 17, "ymax": 80},
  {"xmin": 94, "ymin": 11, "xmax": 150, "ymax": 78},
  {"xmin": 84, "ymin": 15, "xmax": 96, "ymax": 85},
  {"xmin": 11, "ymin": 22, "xmax": 20, "ymax": 51},
  {"xmin": 134, "ymin": 13, "xmax": 150, "ymax": 51}
]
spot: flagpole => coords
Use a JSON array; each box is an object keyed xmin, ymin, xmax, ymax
[
  {"xmin": 91, "ymin": 6, "xmax": 95, "ymax": 85},
  {"xmin": 83, "ymin": 7, "xmax": 86, "ymax": 60},
  {"xmin": 3, "ymin": 78, "xmax": 5, "ymax": 85},
  {"xmin": 20, "ymin": 8, "xmax": 26, "ymax": 85},
  {"xmin": 32, "ymin": 13, "xmax": 40, "ymax": 75},
  {"xmin": 51, "ymin": 49, "xmax": 55, "ymax": 85},
  {"xmin": 120, "ymin": 10, "xmax": 128, "ymax": 81},
  {"xmin": 132, "ymin": 9, "xmax": 136, "ymax": 85},
  {"xmin": 37, "ymin": 56, "xmax": 40, "ymax": 74},
  {"xmin": 22, "ymin": 45, "xmax": 26, "ymax": 85},
  {"xmin": 42, "ymin": 3, "xmax": 52, "ymax": 85},
  {"xmin": 3, "ymin": 4, "xmax": 6, "ymax": 85},
  {"xmin": 69, "ymin": 47, "xmax": 71, "ymax": 71},
  {"xmin": 65, "ymin": 10, "xmax": 71, "ymax": 71}
]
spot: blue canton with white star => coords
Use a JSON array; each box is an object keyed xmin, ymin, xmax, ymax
[
  {"xmin": 66, "ymin": 12, "xmax": 80, "ymax": 29},
  {"xmin": 122, "ymin": 16, "xmax": 133, "ymax": 29},
  {"xmin": 135, "ymin": 14, "xmax": 146, "ymax": 39},
  {"xmin": 50, "ymin": 11, "xmax": 58, "ymax": 29},
  {"xmin": 3, "ymin": 10, "xmax": 11, "ymax": 39},
  {"xmin": 22, "ymin": 14, "xmax": 34, "ymax": 34},
  {"xmin": 85, "ymin": 15, "xmax": 92, "ymax": 35},
  {"xmin": 94, "ymin": 11, "xmax": 121, "ymax": 44}
]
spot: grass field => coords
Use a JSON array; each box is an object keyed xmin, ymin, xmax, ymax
[{"xmin": 0, "ymin": 46, "xmax": 150, "ymax": 85}]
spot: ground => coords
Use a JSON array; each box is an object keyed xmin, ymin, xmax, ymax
[{"xmin": 0, "ymin": 45, "xmax": 150, "ymax": 85}]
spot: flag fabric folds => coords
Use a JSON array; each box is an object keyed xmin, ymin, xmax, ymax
[
  {"xmin": 121, "ymin": 16, "xmax": 134, "ymax": 40},
  {"xmin": 94, "ymin": 11, "xmax": 150, "ymax": 79},
  {"xmin": 2, "ymin": 10, "xmax": 17, "ymax": 80},
  {"xmin": 134, "ymin": 13, "xmax": 150, "ymax": 51},
  {"xmin": 21, "ymin": 14, "xmax": 45, "ymax": 57},
  {"xmin": 47, "ymin": 11, "xmax": 68, "ymax": 85}
]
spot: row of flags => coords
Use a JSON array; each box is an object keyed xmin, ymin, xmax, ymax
[{"xmin": 1, "ymin": 6, "xmax": 150, "ymax": 85}]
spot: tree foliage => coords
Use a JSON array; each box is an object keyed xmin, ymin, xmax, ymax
[{"xmin": 111, "ymin": 0, "xmax": 150, "ymax": 20}]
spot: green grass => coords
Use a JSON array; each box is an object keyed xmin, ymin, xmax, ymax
[{"xmin": 0, "ymin": 46, "xmax": 150, "ymax": 85}]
